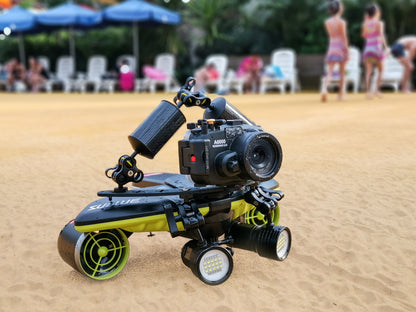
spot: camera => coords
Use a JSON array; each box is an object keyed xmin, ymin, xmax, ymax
[
  {"xmin": 179, "ymin": 97, "xmax": 283, "ymax": 186},
  {"xmin": 58, "ymin": 77, "xmax": 291, "ymax": 285},
  {"xmin": 127, "ymin": 79, "xmax": 282, "ymax": 187}
]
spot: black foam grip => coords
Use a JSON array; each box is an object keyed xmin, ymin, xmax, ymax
[{"xmin": 128, "ymin": 100, "xmax": 186, "ymax": 159}]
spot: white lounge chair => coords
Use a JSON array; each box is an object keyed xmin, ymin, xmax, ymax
[
  {"xmin": 321, "ymin": 46, "xmax": 361, "ymax": 93},
  {"xmin": 142, "ymin": 53, "xmax": 178, "ymax": 93},
  {"xmin": 345, "ymin": 46, "xmax": 361, "ymax": 93},
  {"xmin": 260, "ymin": 49, "xmax": 299, "ymax": 94},
  {"xmin": 46, "ymin": 56, "xmax": 75, "ymax": 92},
  {"xmin": 204, "ymin": 54, "xmax": 228, "ymax": 93},
  {"xmin": 225, "ymin": 69, "xmax": 245, "ymax": 95},
  {"xmin": 37, "ymin": 56, "xmax": 50, "ymax": 72},
  {"xmin": 74, "ymin": 55, "xmax": 107, "ymax": 93},
  {"xmin": 375, "ymin": 55, "xmax": 404, "ymax": 92}
]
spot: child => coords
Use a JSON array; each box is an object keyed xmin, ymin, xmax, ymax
[
  {"xmin": 391, "ymin": 36, "xmax": 416, "ymax": 93},
  {"xmin": 118, "ymin": 59, "xmax": 134, "ymax": 91},
  {"xmin": 321, "ymin": 0, "xmax": 349, "ymax": 102},
  {"xmin": 362, "ymin": 3, "xmax": 388, "ymax": 98}
]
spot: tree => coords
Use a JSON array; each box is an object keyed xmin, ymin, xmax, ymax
[{"xmin": 2, "ymin": 0, "xmax": 416, "ymax": 84}]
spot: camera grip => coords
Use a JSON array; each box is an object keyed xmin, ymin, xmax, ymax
[{"xmin": 204, "ymin": 97, "xmax": 254, "ymax": 125}]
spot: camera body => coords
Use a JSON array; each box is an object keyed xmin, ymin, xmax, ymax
[
  {"xmin": 127, "ymin": 90, "xmax": 283, "ymax": 187},
  {"xmin": 179, "ymin": 119, "xmax": 282, "ymax": 186}
]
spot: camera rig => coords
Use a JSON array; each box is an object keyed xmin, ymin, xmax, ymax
[{"xmin": 58, "ymin": 77, "xmax": 291, "ymax": 285}]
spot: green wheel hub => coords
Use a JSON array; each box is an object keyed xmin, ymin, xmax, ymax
[
  {"xmin": 76, "ymin": 229, "xmax": 130, "ymax": 280},
  {"xmin": 97, "ymin": 246, "xmax": 109, "ymax": 257},
  {"xmin": 244, "ymin": 204, "xmax": 280, "ymax": 225}
]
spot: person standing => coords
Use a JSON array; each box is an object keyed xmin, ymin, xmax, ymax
[
  {"xmin": 321, "ymin": 0, "xmax": 349, "ymax": 102},
  {"xmin": 362, "ymin": 3, "xmax": 388, "ymax": 99},
  {"xmin": 391, "ymin": 36, "xmax": 416, "ymax": 93},
  {"xmin": 118, "ymin": 59, "xmax": 135, "ymax": 92}
]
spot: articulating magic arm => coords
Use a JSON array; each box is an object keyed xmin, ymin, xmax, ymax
[
  {"xmin": 173, "ymin": 77, "xmax": 211, "ymax": 109},
  {"xmin": 105, "ymin": 153, "xmax": 143, "ymax": 192},
  {"xmin": 105, "ymin": 77, "xmax": 211, "ymax": 192}
]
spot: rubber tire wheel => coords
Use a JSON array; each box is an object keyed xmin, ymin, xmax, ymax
[{"xmin": 77, "ymin": 229, "xmax": 130, "ymax": 280}]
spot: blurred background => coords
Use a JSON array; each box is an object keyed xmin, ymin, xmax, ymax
[{"xmin": 1, "ymin": 0, "xmax": 416, "ymax": 90}]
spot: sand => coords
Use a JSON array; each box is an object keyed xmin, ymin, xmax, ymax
[{"xmin": 0, "ymin": 91, "xmax": 415, "ymax": 312}]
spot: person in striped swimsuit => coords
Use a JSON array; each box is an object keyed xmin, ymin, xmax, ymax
[
  {"xmin": 362, "ymin": 3, "xmax": 388, "ymax": 98},
  {"xmin": 321, "ymin": 0, "xmax": 349, "ymax": 102}
]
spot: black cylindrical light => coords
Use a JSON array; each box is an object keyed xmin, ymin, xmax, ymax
[
  {"xmin": 181, "ymin": 240, "xmax": 234, "ymax": 285},
  {"xmin": 128, "ymin": 100, "xmax": 186, "ymax": 159},
  {"xmin": 228, "ymin": 222, "xmax": 291, "ymax": 261}
]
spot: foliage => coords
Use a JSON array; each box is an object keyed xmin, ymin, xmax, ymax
[
  {"xmin": 1, "ymin": 0, "xmax": 416, "ymax": 83},
  {"xmin": 181, "ymin": 0, "xmax": 241, "ymax": 47}
]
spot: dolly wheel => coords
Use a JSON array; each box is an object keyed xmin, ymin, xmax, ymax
[
  {"xmin": 78, "ymin": 229, "xmax": 130, "ymax": 280},
  {"xmin": 244, "ymin": 205, "xmax": 280, "ymax": 225}
]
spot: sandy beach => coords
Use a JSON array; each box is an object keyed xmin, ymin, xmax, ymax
[{"xmin": 0, "ymin": 91, "xmax": 415, "ymax": 312}]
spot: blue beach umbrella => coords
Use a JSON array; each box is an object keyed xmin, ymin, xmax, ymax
[
  {"xmin": 36, "ymin": 2, "xmax": 102, "ymax": 68},
  {"xmin": 0, "ymin": 6, "xmax": 37, "ymax": 65},
  {"xmin": 103, "ymin": 0, "xmax": 180, "ymax": 74}
]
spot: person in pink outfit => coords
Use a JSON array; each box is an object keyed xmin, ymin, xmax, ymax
[
  {"xmin": 237, "ymin": 55, "xmax": 263, "ymax": 93},
  {"xmin": 194, "ymin": 63, "xmax": 219, "ymax": 92},
  {"xmin": 362, "ymin": 3, "xmax": 388, "ymax": 98},
  {"xmin": 118, "ymin": 59, "xmax": 134, "ymax": 91},
  {"xmin": 321, "ymin": 0, "xmax": 349, "ymax": 102}
]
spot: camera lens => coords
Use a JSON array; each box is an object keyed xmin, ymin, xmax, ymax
[
  {"xmin": 248, "ymin": 137, "xmax": 276, "ymax": 172},
  {"xmin": 251, "ymin": 145, "xmax": 268, "ymax": 167},
  {"xmin": 233, "ymin": 132, "xmax": 282, "ymax": 181}
]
